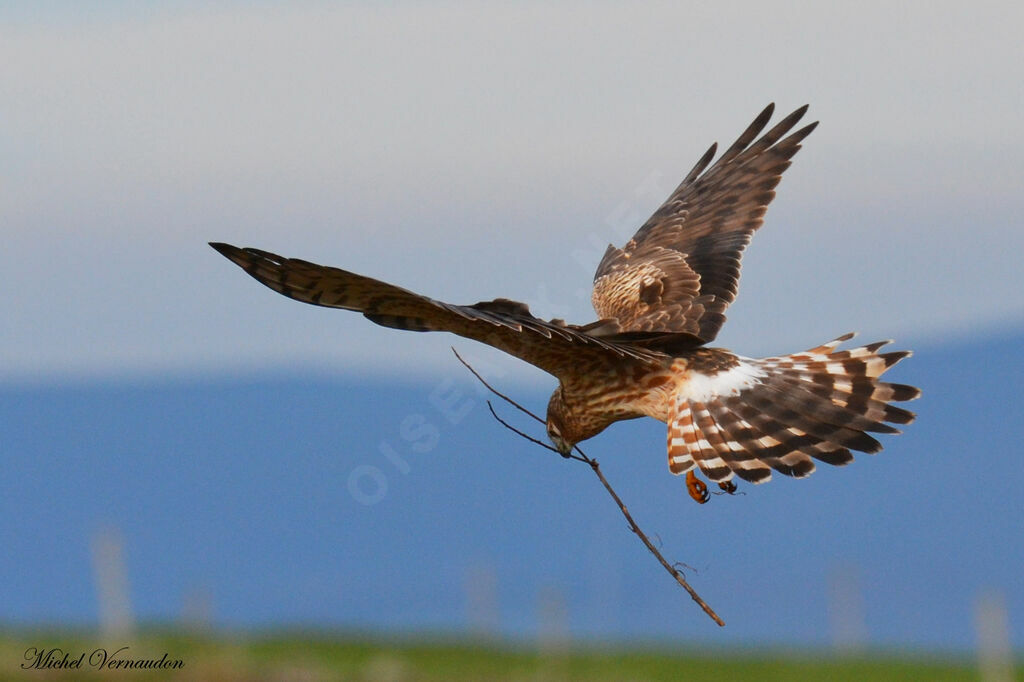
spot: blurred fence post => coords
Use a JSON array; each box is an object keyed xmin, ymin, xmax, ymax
[
  {"xmin": 90, "ymin": 527, "xmax": 134, "ymax": 637},
  {"xmin": 181, "ymin": 585, "xmax": 213, "ymax": 632},
  {"xmin": 538, "ymin": 584, "xmax": 569, "ymax": 657},
  {"xmin": 828, "ymin": 562, "xmax": 866, "ymax": 653},
  {"xmin": 975, "ymin": 589, "xmax": 1012, "ymax": 682},
  {"xmin": 465, "ymin": 561, "xmax": 499, "ymax": 640}
]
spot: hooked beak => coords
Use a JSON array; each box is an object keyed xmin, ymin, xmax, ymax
[{"xmin": 551, "ymin": 437, "xmax": 573, "ymax": 458}]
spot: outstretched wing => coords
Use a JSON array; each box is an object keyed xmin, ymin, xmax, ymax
[
  {"xmin": 210, "ymin": 243, "xmax": 662, "ymax": 378},
  {"xmin": 592, "ymin": 103, "xmax": 818, "ymax": 342}
]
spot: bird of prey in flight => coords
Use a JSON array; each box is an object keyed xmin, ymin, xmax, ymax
[{"xmin": 211, "ymin": 103, "xmax": 919, "ymax": 504}]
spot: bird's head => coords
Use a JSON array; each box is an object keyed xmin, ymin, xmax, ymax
[
  {"xmin": 546, "ymin": 384, "xmax": 626, "ymax": 455},
  {"xmin": 545, "ymin": 387, "xmax": 575, "ymax": 456}
]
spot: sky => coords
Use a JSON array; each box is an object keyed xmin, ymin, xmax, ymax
[{"xmin": 2, "ymin": 0, "xmax": 1023, "ymax": 384}]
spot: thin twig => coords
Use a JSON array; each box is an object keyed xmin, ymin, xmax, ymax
[
  {"xmin": 452, "ymin": 348, "xmax": 545, "ymax": 425},
  {"xmin": 575, "ymin": 444, "xmax": 724, "ymax": 626},
  {"xmin": 486, "ymin": 402, "xmax": 589, "ymax": 463},
  {"xmin": 453, "ymin": 348, "xmax": 725, "ymax": 627}
]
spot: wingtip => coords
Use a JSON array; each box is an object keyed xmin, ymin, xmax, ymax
[
  {"xmin": 683, "ymin": 141, "xmax": 719, "ymax": 184},
  {"xmin": 754, "ymin": 102, "xmax": 775, "ymax": 125},
  {"xmin": 209, "ymin": 241, "xmax": 237, "ymax": 257}
]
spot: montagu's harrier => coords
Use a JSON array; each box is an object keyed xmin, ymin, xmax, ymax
[{"xmin": 211, "ymin": 104, "xmax": 920, "ymax": 503}]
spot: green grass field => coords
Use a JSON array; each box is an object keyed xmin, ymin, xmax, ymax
[{"xmin": 2, "ymin": 629, "xmax": 1019, "ymax": 681}]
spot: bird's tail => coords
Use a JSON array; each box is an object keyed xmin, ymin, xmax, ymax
[{"xmin": 667, "ymin": 333, "xmax": 921, "ymax": 483}]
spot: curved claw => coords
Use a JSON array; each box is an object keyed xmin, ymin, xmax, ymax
[{"xmin": 686, "ymin": 470, "xmax": 710, "ymax": 504}]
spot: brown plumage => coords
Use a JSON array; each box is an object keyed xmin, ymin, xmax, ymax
[{"xmin": 211, "ymin": 103, "xmax": 920, "ymax": 502}]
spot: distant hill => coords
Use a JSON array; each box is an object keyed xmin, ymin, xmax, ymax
[{"xmin": 2, "ymin": 328, "xmax": 1022, "ymax": 652}]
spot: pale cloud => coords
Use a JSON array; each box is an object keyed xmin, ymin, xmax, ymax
[{"xmin": 1, "ymin": 1, "xmax": 1021, "ymax": 382}]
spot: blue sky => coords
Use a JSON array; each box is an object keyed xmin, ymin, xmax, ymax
[{"xmin": 1, "ymin": 1, "xmax": 1022, "ymax": 383}]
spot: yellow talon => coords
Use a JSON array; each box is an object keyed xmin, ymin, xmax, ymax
[{"xmin": 686, "ymin": 470, "xmax": 709, "ymax": 504}]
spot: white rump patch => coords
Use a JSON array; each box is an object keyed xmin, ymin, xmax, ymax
[{"xmin": 677, "ymin": 358, "xmax": 766, "ymax": 403}]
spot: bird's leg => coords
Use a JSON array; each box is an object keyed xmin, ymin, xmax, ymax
[
  {"xmin": 686, "ymin": 470, "xmax": 709, "ymax": 504},
  {"xmin": 717, "ymin": 480, "xmax": 737, "ymax": 495}
]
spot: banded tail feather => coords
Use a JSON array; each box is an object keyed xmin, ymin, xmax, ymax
[{"xmin": 667, "ymin": 333, "xmax": 920, "ymax": 484}]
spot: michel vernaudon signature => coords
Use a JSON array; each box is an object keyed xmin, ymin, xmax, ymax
[{"xmin": 21, "ymin": 646, "xmax": 185, "ymax": 671}]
